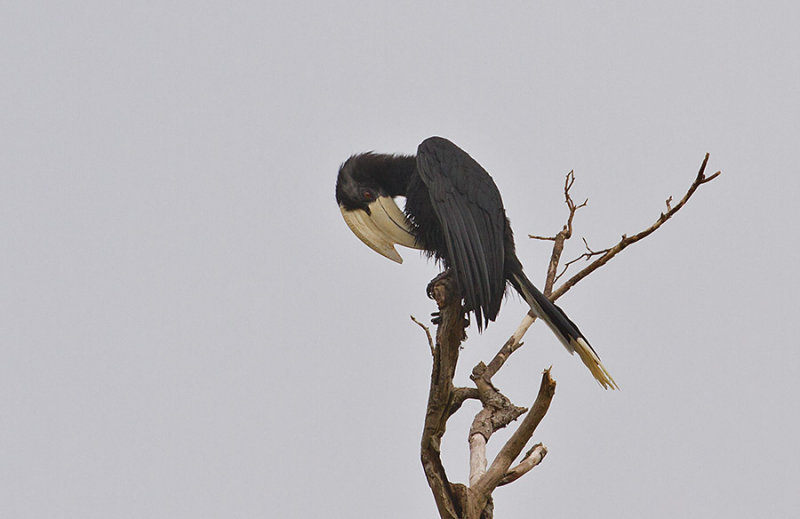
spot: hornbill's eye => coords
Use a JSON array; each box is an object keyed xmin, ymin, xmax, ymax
[{"xmin": 362, "ymin": 190, "xmax": 374, "ymax": 201}]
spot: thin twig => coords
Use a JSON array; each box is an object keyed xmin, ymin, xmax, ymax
[
  {"xmin": 411, "ymin": 315, "xmax": 435, "ymax": 357},
  {"xmin": 553, "ymin": 237, "xmax": 611, "ymax": 283},
  {"xmin": 529, "ymin": 170, "xmax": 589, "ymax": 297}
]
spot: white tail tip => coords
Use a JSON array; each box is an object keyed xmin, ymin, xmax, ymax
[{"xmin": 572, "ymin": 338, "xmax": 619, "ymax": 390}]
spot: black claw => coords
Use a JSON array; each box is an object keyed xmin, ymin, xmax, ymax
[
  {"xmin": 427, "ymin": 269, "xmax": 468, "ymax": 333},
  {"xmin": 426, "ymin": 269, "xmax": 454, "ymax": 299},
  {"xmin": 429, "ymin": 312, "xmax": 470, "ymax": 331},
  {"xmin": 426, "ymin": 284, "xmax": 435, "ymax": 300}
]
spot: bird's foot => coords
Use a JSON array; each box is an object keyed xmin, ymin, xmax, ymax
[
  {"xmin": 430, "ymin": 309, "xmax": 470, "ymax": 330},
  {"xmin": 426, "ymin": 269, "xmax": 467, "ymax": 340},
  {"xmin": 426, "ymin": 269, "xmax": 454, "ymax": 300}
]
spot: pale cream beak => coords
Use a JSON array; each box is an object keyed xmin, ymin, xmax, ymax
[{"xmin": 339, "ymin": 196, "xmax": 422, "ymax": 263}]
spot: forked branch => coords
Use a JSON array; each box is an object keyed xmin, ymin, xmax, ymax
[
  {"xmin": 468, "ymin": 369, "xmax": 556, "ymax": 516},
  {"xmin": 498, "ymin": 443, "xmax": 548, "ymax": 486},
  {"xmin": 549, "ymin": 154, "xmax": 721, "ymax": 301},
  {"xmin": 487, "ymin": 155, "xmax": 720, "ymax": 386},
  {"xmin": 420, "ymin": 275, "xmax": 468, "ymax": 519},
  {"xmin": 417, "ymin": 155, "xmax": 721, "ymax": 519},
  {"xmin": 529, "ymin": 170, "xmax": 589, "ymax": 297}
]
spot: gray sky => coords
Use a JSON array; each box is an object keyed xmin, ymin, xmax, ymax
[{"xmin": 2, "ymin": 1, "xmax": 798, "ymax": 517}]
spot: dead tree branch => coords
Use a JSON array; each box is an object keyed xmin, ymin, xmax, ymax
[
  {"xmin": 529, "ymin": 170, "xmax": 588, "ymax": 297},
  {"xmin": 420, "ymin": 274, "xmax": 555, "ymax": 519},
  {"xmin": 484, "ymin": 311, "xmax": 537, "ymax": 379},
  {"xmin": 548, "ymin": 154, "xmax": 721, "ymax": 301},
  {"xmin": 553, "ymin": 237, "xmax": 611, "ymax": 284},
  {"xmin": 411, "ymin": 314, "xmax": 435, "ymax": 357},
  {"xmin": 498, "ymin": 443, "xmax": 548, "ymax": 486},
  {"xmin": 483, "ymin": 155, "xmax": 721, "ymax": 386},
  {"xmin": 468, "ymin": 369, "xmax": 556, "ymax": 517},
  {"xmin": 418, "ymin": 155, "xmax": 720, "ymax": 518},
  {"xmin": 467, "ymin": 362, "xmax": 528, "ymax": 487},
  {"xmin": 420, "ymin": 275, "xmax": 468, "ymax": 519}
]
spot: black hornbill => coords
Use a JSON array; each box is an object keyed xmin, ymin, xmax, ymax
[{"xmin": 335, "ymin": 136, "xmax": 617, "ymax": 389}]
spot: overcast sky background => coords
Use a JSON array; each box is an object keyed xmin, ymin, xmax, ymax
[{"xmin": 2, "ymin": 2, "xmax": 798, "ymax": 518}]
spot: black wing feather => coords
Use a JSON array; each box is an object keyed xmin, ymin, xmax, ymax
[{"xmin": 416, "ymin": 137, "xmax": 506, "ymax": 330}]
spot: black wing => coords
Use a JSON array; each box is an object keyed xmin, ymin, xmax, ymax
[{"xmin": 416, "ymin": 137, "xmax": 506, "ymax": 330}]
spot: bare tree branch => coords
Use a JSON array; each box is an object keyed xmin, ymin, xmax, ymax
[
  {"xmin": 550, "ymin": 154, "xmax": 720, "ymax": 301},
  {"xmin": 420, "ymin": 276, "xmax": 467, "ymax": 519},
  {"xmin": 529, "ymin": 170, "xmax": 589, "ymax": 297},
  {"xmin": 484, "ymin": 312, "xmax": 537, "ymax": 379},
  {"xmin": 469, "ymin": 434, "xmax": 488, "ymax": 488},
  {"xmin": 469, "ymin": 369, "xmax": 557, "ymax": 515},
  {"xmin": 411, "ymin": 314, "xmax": 435, "ymax": 357},
  {"xmin": 495, "ymin": 153, "xmax": 721, "ymax": 392},
  {"xmin": 553, "ymin": 237, "xmax": 611, "ymax": 284},
  {"xmin": 476, "ymin": 156, "xmax": 722, "ymax": 395},
  {"xmin": 417, "ymin": 155, "xmax": 721, "ymax": 518},
  {"xmin": 468, "ymin": 362, "xmax": 527, "ymax": 487},
  {"xmin": 449, "ymin": 387, "xmax": 480, "ymax": 418},
  {"xmin": 497, "ymin": 443, "xmax": 548, "ymax": 486}
]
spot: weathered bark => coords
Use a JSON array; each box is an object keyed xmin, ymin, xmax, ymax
[
  {"xmin": 420, "ymin": 274, "xmax": 468, "ymax": 519},
  {"xmin": 420, "ymin": 274, "xmax": 555, "ymax": 519},
  {"xmin": 498, "ymin": 443, "xmax": 548, "ymax": 486},
  {"xmin": 470, "ymin": 370, "xmax": 556, "ymax": 504}
]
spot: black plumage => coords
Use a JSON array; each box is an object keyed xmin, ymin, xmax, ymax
[
  {"xmin": 409, "ymin": 138, "xmax": 507, "ymax": 328},
  {"xmin": 336, "ymin": 136, "xmax": 617, "ymax": 388}
]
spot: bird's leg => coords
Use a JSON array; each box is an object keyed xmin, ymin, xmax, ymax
[
  {"xmin": 427, "ymin": 269, "xmax": 454, "ymax": 325},
  {"xmin": 426, "ymin": 270, "xmax": 469, "ymax": 334},
  {"xmin": 426, "ymin": 269, "xmax": 454, "ymax": 300}
]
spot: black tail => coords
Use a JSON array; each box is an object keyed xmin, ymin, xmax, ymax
[{"xmin": 510, "ymin": 272, "xmax": 618, "ymax": 390}]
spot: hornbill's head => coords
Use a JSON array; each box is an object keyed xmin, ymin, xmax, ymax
[{"xmin": 335, "ymin": 154, "xmax": 420, "ymax": 263}]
